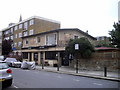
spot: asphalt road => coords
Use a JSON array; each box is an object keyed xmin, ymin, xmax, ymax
[{"xmin": 4, "ymin": 68, "xmax": 119, "ymax": 89}]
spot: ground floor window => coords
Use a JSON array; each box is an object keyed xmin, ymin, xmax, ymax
[
  {"xmin": 23, "ymin": 52, "xmax": 28, "ymax": 59},
  {"xmin": 45, "ymin": 51, "xmax": 57, "ymax": 60}
]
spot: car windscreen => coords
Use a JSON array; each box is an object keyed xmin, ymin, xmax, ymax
[{"xmin": 0, "ymin": 63, "xmax": 9, "ymax": 69}]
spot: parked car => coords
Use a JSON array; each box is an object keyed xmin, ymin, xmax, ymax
[
  {"xmin": 0, "ymin": 56, "xmax": 5, "ymax": 61},
  {"xmin": 4, "ymin": 58, "xmax": 21, "ymax": 68},
  {"xmin": 0, "ymin": 61, "xmax": 13, "ymax": 88}
]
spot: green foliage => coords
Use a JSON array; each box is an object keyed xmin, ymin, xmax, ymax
[
  {"xmin": 109, "ymin": 22, "xmax": 120, "ymax": 48},
  {"xmin": 66, "ymin": 37, "xmax": 94, "ymax": 59}
]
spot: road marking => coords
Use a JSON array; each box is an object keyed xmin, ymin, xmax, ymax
[
  {"xmin": 93, "ymin": 83, "xmax": 102, "ymax": 86},
  {"xmin": 13, "ymin": 85, "xmax": 18, "ymax": 88}
]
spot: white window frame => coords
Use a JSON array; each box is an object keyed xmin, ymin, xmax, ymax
[
  {"xmin": 14, "ymin": 26, "xmax": 18, "ymax": 31},
  {"xmin": 10, "ymin": 35, "xmax": 13, "ymax": 40},
  {"xmin": 15, "ymin": 34, "xmax": 17, "ymax": 38},
  {"xmin": 29, "ymin": 29, "xmax": 34, "ymax": 35},
  {"xmin": 19, "ymin": 24, "xmax": 23, "ymax": 29},
  {"xmin": 24, "ymin": 22, "xmax": 28, "ymax": 30},
  {"xmin": 11, "ymin": 28, "xmax": 13, "ymax": 33},
  {"xmin": 25, "ymin": 39, "xmax": 28, "ymax": 45},
  {"xmin": 46, "ymin": 34, "xmax": 57, "ymax": 45},
  {"xmin": 19, "ymin": 33, "xmax": 22, "ymax": 38},
  {"xmin": 14, "ymin": 43, "xmax": 17, "ymax": 47},
  {"xmin": 29, "ymin": 19, "xmax": 34, "ymax": 25},
  {"xmin": 18, "ymin": 42, "xmax": 22, "ymax": 47},
  {"xmin": 23, "ymin": 31, "xmax": 28, "ymax": 37}
]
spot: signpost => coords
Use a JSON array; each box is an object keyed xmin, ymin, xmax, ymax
[{"xmin": 75, "ymin": 44, "xmax": 79, "ymax": 73}]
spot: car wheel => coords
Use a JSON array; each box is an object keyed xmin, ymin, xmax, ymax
[{"xmin": 7, "ymin": 79, "xmax": 13, "ymax": 87}]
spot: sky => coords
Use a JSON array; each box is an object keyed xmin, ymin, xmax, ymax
[{"xmin": 0, "ymin": 0, "xmax": 119, "ymax": 37}]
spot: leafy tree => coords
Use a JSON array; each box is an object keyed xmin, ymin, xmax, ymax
[
  {"xmin": 109, "ymin": 22, "xmax": 120, "ymax": 48},
  {"xmin": 2, "ymin": 39, "xmax": 12, "ymax": 55},
  {"xmin": 66, "ymin": 37, "xmax": 94, "ymax": 59}
]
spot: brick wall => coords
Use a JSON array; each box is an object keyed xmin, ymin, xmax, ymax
[{"xmin": 69, "ymin": 50, "xmax": 120, "ymax": 71}]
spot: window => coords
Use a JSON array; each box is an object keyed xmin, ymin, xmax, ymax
[
  {"xmin": 19, "ymin": 33, "xmax": 22, "ymax": 38},
  {"xmin": 23, "ymin": 31, "xmax": 28, "ymax": 36},
  {"xmin": 29, "ymin": 29, "xmax": 34, "ymax": 35},
  {"xmin": 102, "ymin": 37, "xmax": 104, "ymax": 40},
  {"xmin": 97, "ymin": 37, "xmax": 100, "ymax": 41},
  {"xmin": 19, "ymin": 24, "xmax": 22, "ymax": 29},
  {"xmin": 0, "ymin": 32, "xmax": 2, "ymax": 36},
  {"xmin": 46, "ymin": 34, "xmax": 57, "ymax": 45},
  {"xmin": 18, "ymin": 42, "xmax": 22, "ymax": 47},
  {"xmin": 24, "ymin": 22, "xmax": 28, "ymax": 30},
  {"xmin": 45, "ymin": 51, "xmax": 57, "ymax": 60},
  {"xmin": 14, "ymin": 43, "xmax": 17, "ymax": 47},
  {"xmin": 15, "ymin": 34, "xmax": 17, "ymax": 38},
  {"xmin": 23, "ymin": 52, "xmax": 28, "ymax": 59},
  {"xmin": 74, "ymin": 36, "xmax": 78, "ymax": 39},
  {"xmin": 0, "ymin": 39, "xmax": 2, "ymax": 43},
  {"xmin": 37, "ymin": 37, "xmax": 41, "ymax": 43},
  {"xmin": 11, "ymin": 28, "xmax": 13, "ymax": 33},
  {"xmin": 14, "ymin": 26, "xmax": 18, "ymax": 31},
  {"xmin": 25, "ymin": 39, "xmax": 28, "ymax": 45},
  {"xmin": 10, "ymin": 36, "xmax": 13, "ymax": 40},
  {"xmin": 29, "ymin": 19, "xmax": 34, "ymax": 25}
]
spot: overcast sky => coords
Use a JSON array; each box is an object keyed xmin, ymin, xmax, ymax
[{"xmin": 0, "ymin": 0, "xmax": 119, "ymax": 37}]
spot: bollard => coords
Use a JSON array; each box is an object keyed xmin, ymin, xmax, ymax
[
  {"xmin": 76, "ymin": 59, "xmax": 78, "ymax": 73},
  {"xmin": 104, "ymin": 67, "xmax": 107, "ymax": 77}
]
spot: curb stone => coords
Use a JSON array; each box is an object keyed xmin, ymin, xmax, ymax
[{"xmin": 35, "ymin": 68, "xmax": 120, "ymax": 82}]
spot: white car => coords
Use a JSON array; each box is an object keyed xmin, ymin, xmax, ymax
[
  {"xmin": 4, "ymin": 58, "xmax": 21, "ymax": 68},
  {"xmin": 0, "ymin": 61, "xmax": 13, "ymax": 88}
]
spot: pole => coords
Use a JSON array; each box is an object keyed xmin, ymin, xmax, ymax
[
  {"xmin": 76, "ymin": 59, "xmax": 78, "ymax": 73},
  {"xmin": 42, "ymin": 59, "xmax": 44, "ymax": 69},
  {"xmin": 104, "ymin": 67, "xmax": 107, "ymax": 77},
  {"xmin": 57, "ymin": 52, "xmax": 60, "ymax": 71}
]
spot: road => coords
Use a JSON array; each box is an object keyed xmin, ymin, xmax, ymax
[{"xmin": 4, "ymin": 68, "xmax": 119, "ymax": 89}]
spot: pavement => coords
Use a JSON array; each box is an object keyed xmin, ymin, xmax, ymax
[{"xmin": 35, "ymin": 65, "xmax": 120, "ymax": 82}]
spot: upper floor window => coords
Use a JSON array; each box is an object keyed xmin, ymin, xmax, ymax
[
  {"xmin": 37, "ymin": 37, "xmax": 41, "ymax": 43},
  {"xmin": 0, "ymin": 32, "xmax": 2, "ymax": 36},
  {"xmin": 11, "ymin": 28, "xmax": 13, "ymax": 33},
  {"xmin": 29, "ymin": 19, "xmax": 34, "ymax": 25},
  {"xmin": 29, "ymin": 29, "xmax": 34, "ymax": 35},
  {"xmin": 15, "ymin": 34, "xmax": 17, "ymax": 38},
  {"xmin": 25, "ymin": 39, "xmax": 28, "ymax": 45},
  {"xmin": 0, "ymin": 39, "xmax": 2, "ymax": 43},
  {"xmin": 24, "ymin": 22, "xmax": 28, "ymax": 30},
  {"xmin": 10, "ymin": 35, "xmax": 13, "ymax": 40},
  {"xmin": 23, "ymin": 31, "xmax": 28, "ymax": 37},
  {"xmin": 74, "ymin": 36, "xmax": 79, "ymax": 39},
  {"xmin": 14, "ymin": 26, "xmax": 18, "ymax": 31},
  {"xmin": 102, "ymin": 37, "xmax": 104, "ymax": 40},
  {"xmin": 18, "ymin": 42, "xmax": 22, "ymax": 47},
  {"xmin": 19, "ymin": 24, "xmax": 23, "ymax": 29},
  {"xmin": 46, "ymin": 34, "xmax": 57, "ymax": 45},
  {"xmin": 14, "ymin": 43, "xmax": 17, "ymax": 47},
  {"xmin": 19, "ymin": 33, "xmax": 22, "ymax": 38}
]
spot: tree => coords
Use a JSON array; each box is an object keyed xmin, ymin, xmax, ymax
[
  {"xmin": 66, "ymin": 37, "xmax": 94, "ymax": 59},
  {"xmin": 2, "ymin": 39, "xmax": 12, "ymax": 55},
  {"xmin": 109, "ymin": 22, "xmax": 120, "ymax": 48}
]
